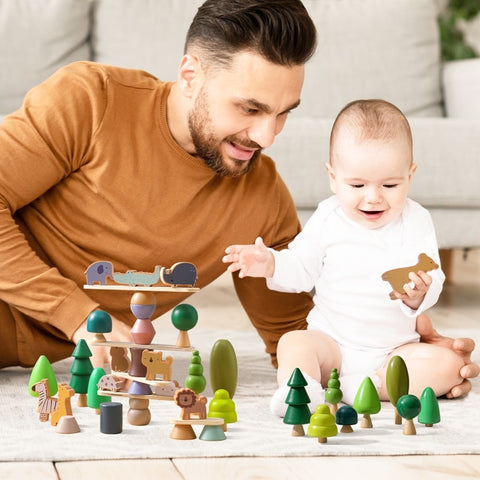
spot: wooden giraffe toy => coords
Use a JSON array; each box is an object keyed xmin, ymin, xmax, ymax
[
  {"xmin": 31, "ymin": 379, "xmax": 58, "ymax": 422},
  {"xmin": 50, "ymin": 384, "xmax": 75, "ymax": 426}
]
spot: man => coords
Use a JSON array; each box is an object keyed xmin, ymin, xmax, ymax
[{"xmin": 0, "ymin": 0, "xmax": 476, "ymax": 398}]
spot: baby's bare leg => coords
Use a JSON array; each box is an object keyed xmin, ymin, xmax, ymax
[
  {"xmin": 277, "ymin": 330, "xmax": 342, "ymax": 388},
  {"xmin": 377, "ymin": 342, "xmax": 464, "ymax": 400}
]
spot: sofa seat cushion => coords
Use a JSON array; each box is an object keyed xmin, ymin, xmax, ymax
[
  {"xmin": 301, "ymin": 0, "xmax": 443, "ymax": 118},
  {"xmin": 0, "ymin": 0, "xmax": 92, "ymax": 116}
]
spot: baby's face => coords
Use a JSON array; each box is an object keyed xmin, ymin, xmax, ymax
[{"xmin": 326, "ymin": 135, "xmax": 416, "ymax": 229}]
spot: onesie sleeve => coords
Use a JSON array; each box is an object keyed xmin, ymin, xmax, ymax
[{"xmin": 0, "ymin": 62, "xmax": 106, "ymax": 339}]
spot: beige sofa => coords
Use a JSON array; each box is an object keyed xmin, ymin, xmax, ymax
[{"xmin": 1, "ymin": 0, "xmax": 479, "ymax": 252}]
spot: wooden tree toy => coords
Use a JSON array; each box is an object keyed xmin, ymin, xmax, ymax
[
  {"xmin": 386, "ymin": 355, "xmax": 410, "ymax": 424},
  {"xmin": 335, "ymin": 405, "xmax": 358, "ymax": 433},
  {"xmin": 69, "ymin": 339, "xmax": 93, "ymax": 407},
  {"xmin": 353, "ymin": 376, "xmax": 381, "ymax": 428},
  {"xmin": 185, "ymin": 350, "xmax": 207, "ymax": 395},
  {"xmin": 88, "ymin": 367, "xmax": 111, "ymax": 414},
  {"xmin": 171, "ymin": 303, "xmax": 198, "ymax": 348},
  {"xmin": 209, "ymin": 339, "xmax": 238, "ymax": 399},
  {"xmin": 307, "ymin": 404, "xmax": 338, "ymax": 444},
  {"xmin": 396, "ymin": 394, "xmax": 421, "ymax": 435},
  {"xmin": 29, "ymin": 355, "xmax": 57, "ymax": 399},
  {"xmin": 325, "ymin": 368, "xmax": 343, "ymax": 415},
  {"xmin": 208, "ymin": 389, "xmax": 237, "ymax": 432},
  {"xmin": 283, "ymin": 368, "xmax": 311, "ymax": 436},
  {"xmin": 418, "ymin": 387, "xmax": 441, "ymax": 428},
  {"xmin": 87, "ymin": 310, "xmax": 112, "ymax": 343}
]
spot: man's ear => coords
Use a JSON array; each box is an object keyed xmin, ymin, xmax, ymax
[
  {"xmin": 177, "ymin": 54, "xmax": 202, "ymax": 98},
  {"xmin": 325, "ymin": 162, "xmax": 337, "ymax": 193}
]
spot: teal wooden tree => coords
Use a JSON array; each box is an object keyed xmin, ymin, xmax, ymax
[
  {"xmin": 284, "ymin": 368, "xmax": 311, "ymax": 436},
  {"xmin": 325, "ymin": 368, "xmax": 343, "ymax": 414},
  {"xmin": 185, "ymin": 350, "xmax": 207, "ymax": 394},
  {"xmin": 353, "ymin": 376, "xmax": 381, "ymax": 428},
  {"xmin": 418, "ymin": 387, "xmax": 441, "ymax": 428},
  {"xmin": 386, "ymin": 355, "xmax": 409, "ymax": 424},
  {"xmin": 69, "ymin": 339, "xmax": 93, "ymax": 407}
]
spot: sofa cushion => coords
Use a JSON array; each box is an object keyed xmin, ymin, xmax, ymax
[
  {"xmin": 92, "ymin": 0, "xmax": 204, "ymax": 81},
  {"xmin": 0, "ymin": 0, "xmax": 92, "ymax": 116},
  {"xmin": 300, "ymin": 0, "xmax": 443, "ymax": 118}
]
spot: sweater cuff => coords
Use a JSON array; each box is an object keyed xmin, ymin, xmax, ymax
[{"xmin": 49, "ymin": 286, "xmax": 100, "ymax": 340}]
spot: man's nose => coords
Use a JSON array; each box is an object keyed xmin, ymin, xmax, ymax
[{"xmin": 247, "ymin": 117, "xmax": 279, "ymax": 149}]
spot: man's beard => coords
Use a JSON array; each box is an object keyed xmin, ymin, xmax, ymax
[{"xmin": 188, "ymin": 89, "xmax": 261, "ymax": 178}]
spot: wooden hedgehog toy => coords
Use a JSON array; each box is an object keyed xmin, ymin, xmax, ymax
[{"xmin": 382, "ymin": 253, "xmax": 439, "ymax": 300}]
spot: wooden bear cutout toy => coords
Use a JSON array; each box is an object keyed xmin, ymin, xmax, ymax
[
  {"xmin": 141, "ymin": 350, "xmax": 173, "ymax": 381},
  {"xmin": 382, "ymin": 253, "xmax": 439, "ymax": 300}
]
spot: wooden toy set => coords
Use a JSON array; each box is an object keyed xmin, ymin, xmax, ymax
[{"xmin": 28, "ymin": 261, "xmax": 238, "ymax": 441}]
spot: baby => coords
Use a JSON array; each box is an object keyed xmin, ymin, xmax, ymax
[{"xmin": 223, "ymin": 99, "xmax": 464, "ymax": 416}]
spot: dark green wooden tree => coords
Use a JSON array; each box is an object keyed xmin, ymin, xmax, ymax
[
  {"xmin": 386, "ymin": 355, "xmax": 410, "ymax": 424},
  {"xmin": 397, "ymin": 394, "xmax": 421, "ymax": 435},
  {"xmin": 284, "ymin": 368, "xmax": 311, "ymax": 436},
  {"xmin": 69, "ymin": 339, "xmax": 93, "ymax": 407}
]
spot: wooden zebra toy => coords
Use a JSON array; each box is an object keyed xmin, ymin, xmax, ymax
[{"xmin": 31, "ymin": 378, "xmax": 58, "ymax": 422}]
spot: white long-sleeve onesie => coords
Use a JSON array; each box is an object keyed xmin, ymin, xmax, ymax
[{"xmin": 268, "ymin": 196, "xmax": 445, "ymax": 358}]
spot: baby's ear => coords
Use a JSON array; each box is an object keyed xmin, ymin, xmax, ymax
[{"xmin": 325, "ymin": 162, "xmax": 337, "ymax": 193}]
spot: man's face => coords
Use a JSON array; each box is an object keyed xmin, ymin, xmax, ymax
[{"xmin": 188, "ymin": 51, "xmax": 305, "ymax": 177}]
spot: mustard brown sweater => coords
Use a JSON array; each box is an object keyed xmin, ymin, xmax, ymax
[{"xmin": 0, "ymin": 62, "xmax": 312, "ymax": 361}]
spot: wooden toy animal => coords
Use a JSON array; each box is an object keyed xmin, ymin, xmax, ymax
[
  {"xmin": 160, "ymin": 262, "xmax": 197, "ymax": 287},
  {"xmin": 97, "ymin": 374, "xmax": 125, "ymax": 392},
  {"xmin": 154, "ymin": 380, "xmax": 180, "ymax": 397},
  {"xmin": 50, "ymin": 383, "xmax": 75, "ymax": 426},
  {"xmin": 31, "ymin": 378, "xmax": 58, "ymax": 422},
  {"xmin": 141, "ymin": 350, "xmax": 173, "ymax": 381},
  {"xmin": 110, "ymin": 346, "xmax": 130, "ymax": 372},
  {"xmin": 381, "ymin": 253, "xmax": 439, "ymax": 300},
  {"xmin": 84, "ymin": 261, "xmax": 114, "ymax": 285},
  {"xmin": 113, "ymin": 265, "xmax": 161, "ymax": 287},
  {"xmin": 174, "ymin": 388, "xmax": 207, "ymax": 420}
]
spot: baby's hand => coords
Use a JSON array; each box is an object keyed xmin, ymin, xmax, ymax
[
  {"xmin": 222, "ymin": 237, "xmax": 275, "ymax": 278},
  {"xmin": 394, "ymin": 271, "xmax": 432, "ymax": 310}
]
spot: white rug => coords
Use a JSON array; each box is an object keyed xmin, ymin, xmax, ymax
[{"xmin": 0, "ymin": 327, "xmax": 479, "ymax": 461}]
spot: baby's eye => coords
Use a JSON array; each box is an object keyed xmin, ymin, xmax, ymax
[
  {"xmin": 350, "ymin": 184, "xmax": 364, "ymax": 188},
  {"xmin": 383, "ymin": 184, "xmax": 398, "ymax": 189}
]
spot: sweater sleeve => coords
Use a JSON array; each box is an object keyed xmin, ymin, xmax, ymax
[
  {"xmin": 0, "ymin": 63, "xmax": 105, "ymax": 339},
  {"xmin": 231, "ymin": 174, "xmax": 314, "ymax": 356}
]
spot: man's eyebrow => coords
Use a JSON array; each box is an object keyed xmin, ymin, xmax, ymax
[{"xmin": 239, "ymin": 98, "xmax": 301, "ymax": 115}]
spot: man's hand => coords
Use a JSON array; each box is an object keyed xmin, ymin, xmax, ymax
[
  {"xmin": 417, "ymin": 313, "xmax": 479, "ymax": 398},
  {"xmin": 223, "ymin": 237, "xmax": 275, "ymax": 278},
  {"xmin": 72, "ymin": 314, "xmax": 133, "ymax": 369}
]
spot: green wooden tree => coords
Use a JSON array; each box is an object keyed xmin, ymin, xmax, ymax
[
  {"xmin": 335, "ymin": 405, "xmax": 358, "ymax": 433},
  {"xmin": 209, "ymin": 339, "xmax": 238, "ymax": 398},
  {"xmin": 185, "ymin": 350, "xmax": 207, "ymax": 394},
  {"xmin": 353, "ymin": 376, "xmax": 381, "ymax": 428},
  {"xmin": 87, "ymin": 367, "xmax": 111, "ymax": 414},
  {"xmin": 386, "ymin": 355, "xmax": 409, "ymax": 425},
  {"xmin": 307, "ymin": 404, "xmax": 338, "ymax": 444},
  {"xmin": 397, "ymin": 394, "xmax": 421, "ymax": 435},
  {"xmin": 418, "ymin": 387, "xmax": 441, "ymax": 428},
  {"xmin": 28, "ymin": 355, "xmax": 58, "ymax": 398},
  {"xmin": 325, "ymin": 368, "xmax": 343, "ymax": 415},
  {"xmin": 283, "ymin": 368, "xmax": 311, "ymax": 436},
  {"xmin": 171, "ymin": 304, "xmax": 198, "ymax": 347},
  {"xmin": 69, "ymin": 339, "xmax": 94, "ymax": 407},
  {"xmin": 208, "ymin": 388, "xmax": 237, "ymax": 431}
]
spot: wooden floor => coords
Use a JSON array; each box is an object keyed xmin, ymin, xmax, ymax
[{"xmin": 2, "ymin": 249, "xmax": 479, "ymax": 480}]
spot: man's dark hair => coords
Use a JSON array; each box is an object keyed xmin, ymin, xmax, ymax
[{"xmin": 185, "ymin": 0, "xmax": 317, "ymax": 68}]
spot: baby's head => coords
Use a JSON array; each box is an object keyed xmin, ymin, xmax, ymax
[{"xmin": 326, "ymin": 99, "xmax": 417, "ymax": 229}]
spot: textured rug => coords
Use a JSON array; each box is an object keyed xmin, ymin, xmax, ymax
[{"xmin": 0, "ymin": 327, "xmax": 479, "ymax": 462}]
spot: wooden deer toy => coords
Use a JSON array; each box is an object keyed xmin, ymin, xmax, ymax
[{"xmin": 50, "ymin": 384, "xmax": 75, "ymax": 426}]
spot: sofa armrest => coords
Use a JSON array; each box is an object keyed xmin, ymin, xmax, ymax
[{"xmin": 442, "ymin": 58, "xmax": 480, "ymax": 119}]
